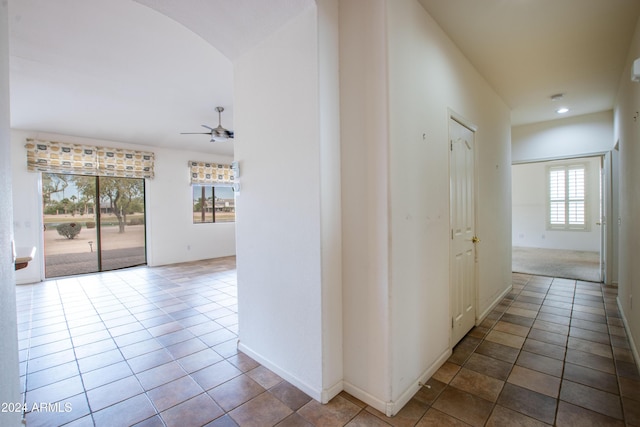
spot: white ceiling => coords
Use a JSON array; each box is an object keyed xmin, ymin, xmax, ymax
[
  {"xmin": 418, "ymin": 0, "xmax": 640, "ymax": 126},
  {"xmin": 9, "ymin": 0, "xmax": 312, "ymax": 156},
  {"xmin": 9, "ymin": 0, "xmax": 640, "ymax": 157}
]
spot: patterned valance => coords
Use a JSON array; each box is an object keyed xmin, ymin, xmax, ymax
[
  {"xmin": 96, "ymin": 147, "xmax": 154, "ymax": 179},
  {"xmin": 25, "ymin": 140, "xmax": 98, "ymax": 175},
  {"xmin": 26, "ymin": 139, "xmax": 154, "ymax": 179},
  {"xmin": 189, "ymin": 160, "xmax": 234, "ymax": 185}
]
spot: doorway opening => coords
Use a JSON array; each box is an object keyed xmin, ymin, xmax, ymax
[
  {"xmin": 42, "ymin": 173, "xmax": 146, "ymax": 278},
  {"xmin": 511, "ymin": 155, "xmax": 604, "ymax": 282}
]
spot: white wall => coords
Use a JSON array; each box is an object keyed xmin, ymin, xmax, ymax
[
  {"xmin": 340, "ymin": 0, "xmax": 391, "ymax": 410},
  {"xmin": 614, "ymin": 15, "xmax": 640, "ymax": 366},
  {"xmin": 512, "ymin": 111, "xmax": 614, "ymax": 163},
  {"xmin": 235, "ymin": 4, "xmax": 340, "ymax": 402},
  {"xmin": 512, "ymin": 158, "xmax": 601, "ymax": 251},
  {"xmin": 340, "ymin": 0, "xmax": 512, "ymax": 415},
  {"xmin": 11, "ymin": 129, "xmax": 235, "ymax": 284},
  {"xmin": 317, "ymin": 0, "xmax": 343, "ymax": 400},
  {"xmin": 386, "ymin": 0, "xmax": 512, "ymax": 410},
  {"xmin": 0, "ymin": 1, "xmax": 22, "ymax": 425}
]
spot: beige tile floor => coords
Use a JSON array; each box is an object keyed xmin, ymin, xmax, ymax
[{"xmin": 15, "ymin": 259, "xmax": 640, "ymax": 426}]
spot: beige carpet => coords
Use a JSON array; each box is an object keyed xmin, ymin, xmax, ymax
[{"xmin": 512, "ymin": 246, "xmax": 601, "ymax": 282}]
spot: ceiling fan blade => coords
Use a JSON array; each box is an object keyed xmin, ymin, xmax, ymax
[
  {"xmin": 180, "ymin": 132, "xmax": 211, "ymax": 135},
  {"xmin": 201, "ymin": 124, "xmax": 215, "ymax": 131}
]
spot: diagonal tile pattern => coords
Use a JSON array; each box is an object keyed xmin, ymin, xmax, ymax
[{"xmin": 15, "ymin": 260, "xmax": 640, "ymax": 426}]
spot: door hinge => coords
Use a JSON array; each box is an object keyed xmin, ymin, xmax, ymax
[
  {"xmin": 450, "ymin": 140, "xmax": 453, "ymax": 151},
  {"xmin": 451, "ymin": 229, "xmax": 454, "ymax": 240},
  {"xmin": 452, "ymin": 317, "xmax": 454, "ymax": 329}
]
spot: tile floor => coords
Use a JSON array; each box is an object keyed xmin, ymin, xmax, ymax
[{"xmin": 15, "ymin": 259, "xmax": 640, "ymax": 426}]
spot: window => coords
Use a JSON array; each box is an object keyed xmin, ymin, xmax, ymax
[
  {"xmin": 193, "ymin": 185, "xmax": 235, "ymax": 223},
  {"xmin": 547, "ymin": 164, "xmax": 587, "ymax": 230}
]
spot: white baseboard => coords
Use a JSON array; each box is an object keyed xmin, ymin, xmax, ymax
[
  {"xmin": 343, "ymin": 347, "xmax": 452, "ymax": 417},
  {"xmin": 342, "ymin": 382, "xmax": 388, "ymax": 415},
  {"xmin": 617, "ymin": 297, "xmax": 640, "ymax": 369},
  {"xmin": 477, "ymin": 284, "xmax": 513, "ymax": 325},
  {"xmin": 237, "ymin": 341, "xmax": 343, "ymax": 404},
  {"xmin": 321, "ymin": 379, "xmax": 343, "ymax": 404}
]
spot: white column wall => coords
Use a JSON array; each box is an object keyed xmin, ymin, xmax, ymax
[
  {"xmin": 11, "ymin": 130, "xmax": 235, "ymax": 285},
  {"xmin": 614, "ymin": 15, "xmax": 640, "ymax": 366},
  {"xmin": 0, "ymin": 1, "xmax": 22, "ymax": 425},
  {"xmin": 234, "ymin": 6, "xmax": 328, "ymax": 400},
  {"xmin": 317, "ymin": 0, "xmax": 343, "ymax": 400},
  {"xmin": 340, "ymin": 0, "xmax": 392, "ymax": 410}
]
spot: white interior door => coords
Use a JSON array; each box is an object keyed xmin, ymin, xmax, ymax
[{"xmin": 449, "ymin": 117, "xmax": 477, "ymax": 346}]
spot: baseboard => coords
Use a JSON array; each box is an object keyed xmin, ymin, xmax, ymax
[
  {"xmin": 343, "ymin": 347, "xmax": 452, "ymax": 417},
  {"xmin": 342, "ymin": 382, "xmax": 388, "ymax": 415},
  {"xmin": 321, "ymin": 379, "xmax": 343, "ymax": 404},
  {"xmin": 237, "ymin": 341, "xmax": 324, "ymax": 402},
  {"xmin": 476, "ymin": 284, "xmax": 513, "ymax": 325},
  {"xmin": 617, "ymin": 297, "xmax": 640, "ymax": 370}
]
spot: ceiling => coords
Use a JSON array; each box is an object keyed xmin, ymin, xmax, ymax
[
  {"xmin": 418, "ymin": 0, "xmax": 640, "ymax": 126},
  {"xmin": 8, "ymin": 0, "xmax": 640, "ymax": 157},
  {"xmin": 9, "ymin": 0, "xmax": 313, "ymax": 156}
]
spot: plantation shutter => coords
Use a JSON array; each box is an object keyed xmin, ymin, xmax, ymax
[
  {"xmin": 548, "ymin": 168, "xmax": 566, "ymax": 225},
  {"xmin": 547, "ymin": 164, "xmax": 586, "ymax": 230},
  {"xmin": 567, "ymin": 167, "xmax": 585, "ymax": 225}
]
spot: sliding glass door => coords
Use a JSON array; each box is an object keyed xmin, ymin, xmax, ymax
[
  {"xmin": 97, "ymin": 177, "xmax": 146, "ymax": 271},
  {"xmin": 42, "ymin": 173, "xmax": 146, "ymax": 278}
]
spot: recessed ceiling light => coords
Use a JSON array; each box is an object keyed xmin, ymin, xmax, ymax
[{"xmin": 556, "ymin": 107, "xmax": 569, "ymax": 114}]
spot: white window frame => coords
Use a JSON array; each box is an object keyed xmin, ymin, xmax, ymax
[{"xmin": 546, "ymin": 163, "xmax": 589, "ymax": 231}]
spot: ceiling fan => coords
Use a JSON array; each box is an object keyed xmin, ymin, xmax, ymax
[{"xmin": 181, "ymin": 106, "xmax": 234, "ymax": 142}]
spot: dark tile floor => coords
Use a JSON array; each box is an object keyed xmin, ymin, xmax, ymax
[{"xmin": 15, "ymin": 260, "xmax": 640, "ymax": 426}]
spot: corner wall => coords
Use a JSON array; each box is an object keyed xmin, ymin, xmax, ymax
[
  {"xmin": 340, "ymin": 0, "xmax": 391, "ymax": 409},
  {"xmin": 614, "ymin": 15, "xmax": 640, "ymax": 365},
  {"xmin": 234, "ymin": 4, "xmax": 343, "ymax": 401},
  {"xmin": 0, "ymin": 1, "xmax": 22, "ymax": 425},
  {"xmin": 317, "ymin": 0, "xmax": 343, "ymax": 400}
]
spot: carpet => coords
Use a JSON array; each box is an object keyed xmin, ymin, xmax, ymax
[{"xmin": 512, "ymin": 246, "xmax": 601, "ymax": 282}]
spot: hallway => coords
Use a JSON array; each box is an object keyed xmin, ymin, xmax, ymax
[{"xmin": 15, "ymin": 260, "xmax": 640, "ymax": 426}]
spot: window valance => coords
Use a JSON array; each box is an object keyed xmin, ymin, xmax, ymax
[
  {"xmin": 189, "ymin": 161, "xmax": 234, "ymax": 185},
  {"xmin": 25, "ymin": 139, "xmax": 155, "ymax": 179}
]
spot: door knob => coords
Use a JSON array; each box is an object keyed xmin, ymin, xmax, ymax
[{"xmin": 472, "ymin": 236, "xmax": 480, "ymax": 243}]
